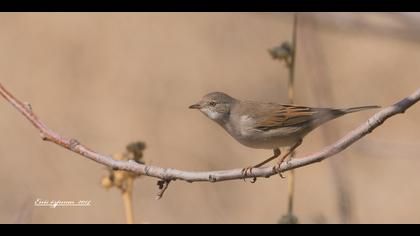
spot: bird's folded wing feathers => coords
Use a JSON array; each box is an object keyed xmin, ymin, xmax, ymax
[{"xmin": 252, "ymin": 104, "xmax": 335, "ymax": 131}]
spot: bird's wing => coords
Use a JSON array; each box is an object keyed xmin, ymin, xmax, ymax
[{"xmin": 249, "ymin": 104, "xmax": 336, "ymax": 132}]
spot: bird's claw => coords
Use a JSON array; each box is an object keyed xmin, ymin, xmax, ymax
[
  {"xmin": 273, "ymin": 163, "xmax": 286, "ymax": 179},
  {"xmin": 241, "ymin": 166, "xmax": 257, "ymax": 183}
]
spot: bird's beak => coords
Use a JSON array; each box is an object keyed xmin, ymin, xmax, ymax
[{"xmin": 189, "ymin": 103, "xmax": 201, "ymax": 109}]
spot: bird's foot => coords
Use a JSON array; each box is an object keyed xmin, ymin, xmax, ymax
[
  {"xmin": 241, "ymin": 166, "xmax": 257, "ymax": 183},
  {"xmin": 273, "ymin": 162, "xmax": 286, "ymax": 179}
]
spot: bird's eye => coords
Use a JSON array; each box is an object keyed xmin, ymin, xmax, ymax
[{"xmin": 209, "ymin": 101, "xmax": 216, "ymax": 106}]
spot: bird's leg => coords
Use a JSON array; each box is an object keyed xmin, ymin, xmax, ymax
[
  {"xmin": 255, "ymin": 148, "xmax": 282, "ymax": 168},
  {"xmin": 273, "ymin": 140, "xmax": 302, "ymax": 177},
  {"xmin": 241, "ymin": 148, "xmax": 281, "ymax": 181}
]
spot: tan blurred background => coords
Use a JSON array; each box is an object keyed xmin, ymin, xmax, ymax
[{"xmin": 0, "ymin": 13, "xmax": 419, "ymax": 224}]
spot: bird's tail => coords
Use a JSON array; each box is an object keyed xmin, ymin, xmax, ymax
[
  {"xmin": 309, "ymin": 105, "xmax": 380, "ymax": 129},
  {"xmin": 341, "ymin": 105, "xmax": 381, "ymax": 114}
]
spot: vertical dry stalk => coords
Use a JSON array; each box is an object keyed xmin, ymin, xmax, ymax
[
  {"xmin": 122, "ymin": 177, "xmax": 134, "ymax": 224},
  {"xmin": 101, "ymin": 142, "xmax": 146, "ymax": 224},
  {"xmin": 269, "ymin": 13, "xmax": 299, "ymax": 223},
  {"xmin": 286, "ymin": 13, "xmax": 299, "ymax": 218}
]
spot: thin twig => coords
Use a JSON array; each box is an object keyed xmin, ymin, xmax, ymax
[
  {"xmin": 286, "ymin": 12, "xmax": 299, "ymax": 218},
  {"xmin": 156, "ymin": 180, "xmax": 171, "ymax": 200},
  {"xmin": 0, "ymin": 82, "xmax": 419, "ymax": 192}
]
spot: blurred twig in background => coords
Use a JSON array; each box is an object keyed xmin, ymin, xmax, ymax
[
  {"xmin": 269, "ymin": 13, "xmax": 299, "ymax": 224},
  {"xmin": 1, "ymin": 82, "xmax": 418, "ymax": 199},
  {"xmin": 101, "ymin": 141, "xmax": 146, "ymax": 224},
  {"xmin": 300, "ymin": 14, "xmax": 354, "ymax": 224}
]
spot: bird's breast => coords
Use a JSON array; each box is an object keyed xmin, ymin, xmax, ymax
[{"xmin": 221, "ymin": 115, "xmax": 306, "ymax": 149}]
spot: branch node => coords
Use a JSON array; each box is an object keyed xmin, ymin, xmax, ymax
[
  {"xmin": 143, "ymin": 165, "xmax": 150, "ymax": 176},
  {"xmin": 40, "ymin": 132, "xmax": 48, "ymax": 141},
  {"xmin": 24, "ymin": 102, "xmax": 32, "ymax": 112},
  {"xmin": 69, "ymin": 139, "xmax": 80, "ymax": 151},
  {"xmin": 208, "ymin": 174, "xmax": 217, "ymax": 182}
]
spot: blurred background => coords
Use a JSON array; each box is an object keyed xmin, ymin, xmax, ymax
[{"xmin": 0, "ymin": 13, "xmax": 419, "ymax": 224}]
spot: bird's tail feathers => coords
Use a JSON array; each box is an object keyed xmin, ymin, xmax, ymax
[{"xmin": 341, "ymin": 105, "xmax": 381, "ymax": 114}]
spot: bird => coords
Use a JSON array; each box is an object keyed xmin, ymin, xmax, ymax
[{"xmin": 189, "ymin": 91, "xmax": 380, "ymax": 177}]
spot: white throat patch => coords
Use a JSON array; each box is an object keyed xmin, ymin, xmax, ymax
[{"xmin": 201, "ymin": 107, "xmax": 222, "ymax": 120}]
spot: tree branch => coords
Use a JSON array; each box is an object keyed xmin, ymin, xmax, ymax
[{"xmin": 0, "ymin": 82, "xmax": 419, "ymax": 187}]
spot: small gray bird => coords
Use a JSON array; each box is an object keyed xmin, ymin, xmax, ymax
[{"xmin": 189, "ymin": 92, "xmax": 379, "ymax": 175}]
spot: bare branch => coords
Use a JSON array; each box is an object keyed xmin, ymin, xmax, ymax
[{"xmin": 0, "ymin": 82, "xmax": 419, "ymax": 187}]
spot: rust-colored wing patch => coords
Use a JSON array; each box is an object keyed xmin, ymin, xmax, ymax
[{"xmin": 254, "ymin": 105, "xmax": 320, "ymax": 131}]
